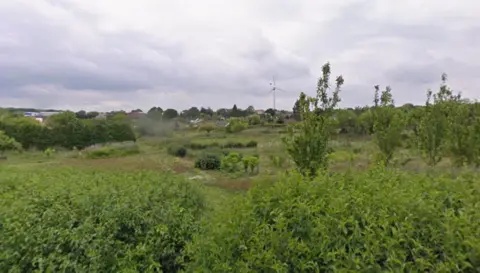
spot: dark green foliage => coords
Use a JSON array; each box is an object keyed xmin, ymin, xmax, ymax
[
  {"xmin": 194, "ymin": 154, "xmax": 221, "ymax": 170},
  {"xmin": 245, "ymin": 140, "xmax": 257, "ymax": 148},
  {"xmin": 0, "ymin": 113, "xmax": 136, "ymax": 150},
  {"xmin": 0, "ymin": 168, "xmax": 205, "ymax": 272},
  {"xmin": 185, "ymin": 168, "xmax": 480, "ymax": 272},
  {"xmin": 167, "ymin": 145, "xmax": 187, "ymax": 158},
  {"xmin": 186, "ymin": 143, "xmax": 209, "ymax": 150},
  {"xmin": 185, "ymin": 141, "xmax": 257, "ymax": 150},
  {"xmin": 222, "ymin": 141, "xmax": 245, "ymax": 148}
]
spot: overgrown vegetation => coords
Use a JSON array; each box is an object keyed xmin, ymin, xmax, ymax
[
  {"xmin": 185, "ymin": 168, "xmax": 480, "ymax": 272},
  {"xmin": 0, "ymin": 168, "xmax": 204, "ymax": 272},
  {"xmin": 1, "ymin": 63, "xmax": 480, "ymax": 272}
]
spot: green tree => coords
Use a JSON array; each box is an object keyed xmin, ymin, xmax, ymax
[
  {"xmin": 147, "ymin": 107, "xmax": 164, "ymax": 121},
  {"xmin": 183, "ymin": 107, "xmax": 201, "ymax": 119},
  {"xmin": 265, "ymin": 108, "xmax": 275, "ymax": 117},
  {"xmin": 371, "ymin": 85, "xmax": 405, "ymax": 165},
  {"xmin": 163, "ymin": 108, "xmax": 178, "ymax": 120},
  {"xmin": 416, "ymin": 76, "xmax": 452, "ymax": 166},
  {"xmin": 282, "ymin": 62, "xmax": 344, "ymax": 177}
]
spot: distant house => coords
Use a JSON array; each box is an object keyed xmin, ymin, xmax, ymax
[
  {"xmin": 127, "ymin": 111, "xmax": 146, "ymax": 119},
  {"xmin": 24, "ymin": 111, "xmax": 61, "ymax": 123},
  {"xmin": 255, "ymin": 109, "xmax": 265, "ymax": 115}
]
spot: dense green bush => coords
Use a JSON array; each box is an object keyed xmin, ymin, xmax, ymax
[
  {"xmin": 245, "ymin": 140, "xmax": 257, "ymax": 148},
  {"xmin": 185, "ymin": 168, "xmax": 480, "ymax": 272},
  {"xmin": 0, "ymin": 168, "xmax": 205, "ymax": 272},
  {"xmin": 194, "ymin": 154, "xmax": 221, "ymax": 170},
  {"xmin": 220, "ymin": 152, "xmax": 243, "ymax": 172},
  {"xmin": 225, "ymin": 118, "xmax": 248, "ymax": 133},
  {"xmin": 167, "ymin": 144, "xmax": 187, "ymax": 157}
]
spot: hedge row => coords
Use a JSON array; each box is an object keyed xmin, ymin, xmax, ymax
[
  {"xmin": 185, "ymin": 140, "xmax": 257, "ymax": 150},
  {"xmin": 0, "ymin": 113, "xmax": 136, "ymax": 150}
]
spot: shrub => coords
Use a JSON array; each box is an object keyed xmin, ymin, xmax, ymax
[
  {"xmin": 225, "ymin": 118, "xmax": 248, "ymax": 133},
  {"xmin": 222, "ymin": 141, "xmax": 245, "ymax": 148},
  {"xmin": 44, "ymin": 147, "xmax": 56, "ymax": 157},
  {"xmin": 167, "ymin": 144, "xmax": 187, "ymax": 158},
  {"xmin": 185, "ymin": 168, "xmax": 480, "ymax": 272},
  {"xmin": 85, "ymin": 144, "xmax": 140, "ymax": 159},
  {"xmin": 194, "ymin": 154, "xmax": 221, "ymax": 170},
  {"xmin": 245, "ymin": 140, "xmax": 258, "ymax": 148},
  {"xmin": 248, "ymin": 114, "xmax": 261, "ymax": 125},
  {"xmin": 221, "ymin": 152, "xmax": 242, "ymax": 173},
  {"xmin": 242, "ymin": 156, "xmax": 260, "ymax": 173},
  {"xmin": 0, "ymin": 131, "xmax": 22, "ymax": 156},
  {"xmin": 199, "ymin": 124, "xmax": 215, "ymax": 135},
  {"xmin": 0, "ymin": 168, "xmax": 205, "ymax": 272}
]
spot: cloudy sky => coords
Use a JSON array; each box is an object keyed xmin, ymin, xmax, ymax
[{"xmin": 1, "ymin": 0, "xmax": 479, "ymax": 112}]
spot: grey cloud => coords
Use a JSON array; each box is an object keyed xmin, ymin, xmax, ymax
[
  {"xmin": 0, "ymin": 2, "xmax": 311, "ymax": 105},
  {"xmin": 1, "ymin": 0, "xmax": 479, "ymax": 111}
]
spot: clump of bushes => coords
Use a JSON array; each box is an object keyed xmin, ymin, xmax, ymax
[
  {"xmin": 245, "ymin": 140, "xmax": 257, "ymax": 148},
  {"xmin": 167, "ymin": 144, "xmax": 187, "ymax": 158},
  {"xmin": 85, "ymin": 144, "xmax": 140, "ymax": 159},
  {"xmin": 194, "ymin": 154, "xmax": 221, "ymax": 170},
  {"xmin": 242, "ymin": 155, "xmax": 260, "ymax": 173},
  {"xmin": 185, "ymin": 140, "xmax": 257, "ymax": 150},
  {"xmin": 185, "ymin": 167, "xmax": 480, "ymax": 271}
]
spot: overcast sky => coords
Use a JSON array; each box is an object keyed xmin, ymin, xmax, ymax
[{"xmin": 1, "ymin": 0, "xmax": 479, "ymax": 112}]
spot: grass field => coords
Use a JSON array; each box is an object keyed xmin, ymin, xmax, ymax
[{"xmin": 1, "ymin": 125, "xmax": 480, "ymax": 271}]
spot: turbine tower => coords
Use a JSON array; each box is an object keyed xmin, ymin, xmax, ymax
[{"xmin": 269, "ymin": 76, "xmax": 286, "ymax": 111}]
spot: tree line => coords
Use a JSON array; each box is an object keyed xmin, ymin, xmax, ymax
[
  {"xmin": 284, "ymin": 63, "xmax": 480, "ymax": 176},
  {"xmin": 0, "ymin": 111, "xmax": 136, "ymax": 151}
]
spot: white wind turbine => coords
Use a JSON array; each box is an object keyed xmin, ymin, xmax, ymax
[{"xmin": 269, "ymin": 76, "xmax": 287, "ymax": 112}]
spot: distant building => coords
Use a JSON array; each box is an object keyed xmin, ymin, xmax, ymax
[
  {"xmin": 127, "ymin": 111, "xmax": 146, "ymax": 119},
  {"xmin": 24, "ymin": 111, "xmax": 61, "ymax": 123}
]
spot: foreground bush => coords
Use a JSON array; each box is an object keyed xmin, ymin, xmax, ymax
[
  {"xmin": 0, "ymin": 168, "xmax": 205, "ymax": 272},
  {"xmin": 185, "ymin": 168, "xmax": 480, "ymax": 272}
]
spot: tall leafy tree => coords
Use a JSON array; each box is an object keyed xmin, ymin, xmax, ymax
[
  {"xmin": 147, "ymin": 107, "xmax": 164, "ymax": 121},
  {"xmin": 371, "ymin": 85, "xmax": 404, "ymax": 165},
  {"xmin": 163, "ymin": 108, "xmax": 178, "ymax": 120},
  {"xmin": 283, "ymin": 62, "xmax": 344, "ymax": 177}
]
